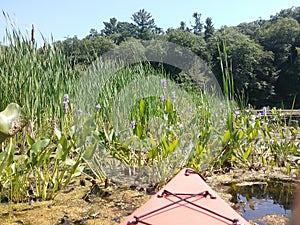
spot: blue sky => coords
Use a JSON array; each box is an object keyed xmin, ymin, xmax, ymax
[{"xmin": 1, "ymin": 0, "xmax": 299, "ymax": 45}]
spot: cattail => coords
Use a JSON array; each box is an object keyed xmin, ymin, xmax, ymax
[
  {"xmin": 31, "ymin": 24, "xmax": 35, "ymax": 43},
  {"xmin": 43, "ymin": 41, "xmax": 47, "ymax": 52}
]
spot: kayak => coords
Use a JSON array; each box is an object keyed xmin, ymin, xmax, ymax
[{"xmin": 119, "ymin": 168, "xmax": 250, "ymax": 225}]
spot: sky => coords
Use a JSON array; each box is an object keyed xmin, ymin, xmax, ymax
[{"xmin": 1, "ymin": 0, "xmax": 300, "ymax": 45}]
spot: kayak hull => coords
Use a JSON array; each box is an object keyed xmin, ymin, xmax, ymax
[{"xmin": 119, "ymin": 168, "xmax": 249, "ymax": 225}]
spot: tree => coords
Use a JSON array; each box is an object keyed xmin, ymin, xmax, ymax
[
  {"xmin": 116, "ymin": 21, "xmax": 137, "ymax": 43},
  {"xmin": 236, "ymin": 20, "xmax": 264, "ymax": 42},
  {"xmin": 179, "ymin": 21, "xmax": 187, "ymax": 30},
  {"xmin": 261, "ymin": 17, "xmax": 300, "ymax": 65},
  {"xmin": 204, "ymin": 17, "xmax": 214, "ymax": 41},
  {"xmin": 270, "ymin": 7, "xmax": 300, "ymax": 24},
  {"xmin": 276, "ymin": 47, "xmax": 300, "ymax": 108},
  {"xmin": 131, "ymin": 9, "xmax": 157, "ymax": 40},
  {"xmin": 102, "ymin": 17, "xmax": 118, "ymax": 36},
  {"xmin": 166, "ymin": 29, "xmax": 208, "ymax": 61},
  {"xmin": 211, "ymin": 27, "xmax": 278, "ymax": 106},
  {"xmin": 192, "ymin": 12, "xmax": 203, "ymax": 35}
]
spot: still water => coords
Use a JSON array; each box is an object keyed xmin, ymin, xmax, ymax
[{"xmin": 228, "ymin": 179, "xmax": 295, "ymax": 225}]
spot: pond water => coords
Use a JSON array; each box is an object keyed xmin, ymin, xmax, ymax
[{"xmin": 228, "ymin": 179, "xmax": 295, "ymax": 225}]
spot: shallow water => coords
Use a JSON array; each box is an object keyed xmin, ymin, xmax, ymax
[{"xmin": 228, "ymin": 179, "xmax": 295, "ymax": 224}]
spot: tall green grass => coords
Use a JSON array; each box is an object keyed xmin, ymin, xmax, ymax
[{"xmin": 0, "ymin": 13, "xmax": 79, "ymax": 134}]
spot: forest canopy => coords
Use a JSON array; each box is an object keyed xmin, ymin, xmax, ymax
[{"xmin": 52, "ymin": 7, "xmax": 300, "ymax": 108}]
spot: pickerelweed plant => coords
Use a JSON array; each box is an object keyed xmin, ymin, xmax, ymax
[
  {"xmin": 79, "ymin": 58, "xmax": 229, "ymax": 184},
  {"xmin": 0, "ymin": 98, "xmax": 86, "ymax": 201},
  {"xmin": 211, "ymin": 42, "xmax": 300, "ymax": 173},
  {"xmin": 0, "ymin": 17, "xmax": 85, "ymax": 201}
]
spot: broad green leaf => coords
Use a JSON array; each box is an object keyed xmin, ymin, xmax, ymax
[
  {"xmin": 54, "ymin": 128, "xmax": 61, "ymax": 140},
  {"xmin": 149, "ymin": 133, "xmax": 157, "ymax": 148},
  {"xmin": 169, "ymin": 139, "xmax": 179, "ymax": 153},
  {"xmin": 261, "ymin": 155, "xmax": 267, "ymax": 165},
  {"xmin": 166, "ymin": 99, "xmax": 173, "ymax": 114},
  {"xmin": 56, "ymin": 143, "xmax": 64, "ymax": 160},
  {"xmin": 222, "ymin": 130, "xmax": 231, "ymax": 145},
  {"xmin": 83, "ymin": 143, "xmax": 97, "ymax": 160},
  {"xmin": 31, "ymin": 139, "xmax": 50, "ymax": 154},
  {"xmin": 287, "ymin": 162, "xmax": 291, "ymax": 174},
  {"xmin": 162, "ymin": 136, "xmax": 169, "ymax": 152},
  {"xmin": 65, "ymin": 158, "xmax": 76, "ymax": 166},
  {"xmin": 243, "ymin": 146, "xmax": 252, "ymax": 159},
  {"xmin": 136, "ymin": 123, "xmax": 143, "ymax": 138},
  {"xmin": 26, "ymin": 134, "xmax": 35, "ymax": 146},
  {"xmin": 0, "ymin": 151, "xmax": 6, "ymax": 161},
  {"xmin": 148, "ymin": 147, "xmax": 158, "ymax": 159},
  {"xmin": 139, "ymin": 99, "xmax": 146, "ymax": 117}
]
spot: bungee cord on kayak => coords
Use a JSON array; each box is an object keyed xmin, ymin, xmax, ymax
[{"xmin": 125, "ymin": 169, "xmax": 246, "ymax": 225}]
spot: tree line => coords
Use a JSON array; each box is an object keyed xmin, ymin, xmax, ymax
[{"xmin": 54, "ymin": 7, "xmax": 300, "ymax": 108}]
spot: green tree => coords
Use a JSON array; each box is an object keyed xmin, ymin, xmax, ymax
[
  {"xmin": 211, "ymin": 27, "xmax": 278, "ymax": 106},
  {"xmin": 179, "ymin": 21, "xmax": 187, "ymax": 30},
  {"xmin": 261, "ymin": 17, "xmax": 300, "ymax": 65},
  {"xmin": 166, "ymin": 29, "xmax": 208, "ymax": 60},
  {"xmin": 192, "ymin": 12, "xmax": 203, "ymax": 35},
  {"xmin": 204, "ymin": 17, "xmax": 214, "ymax": 41},
  {"xmin": 131, "ymin": 9, "xmax": 157, "ymax": 40},
  {"xmin": 276, "ymin": 47, "xmax": 300, "ymax": 108}
]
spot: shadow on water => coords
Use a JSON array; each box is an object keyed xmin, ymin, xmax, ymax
[{"xmin": 227, "ymin": 179, "xmax": 296, "ymax": 225}]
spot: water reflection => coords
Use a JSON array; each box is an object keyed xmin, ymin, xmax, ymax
[{"xmin": 228, "ymin": 180, "xmax": 295, "ymax": 223}]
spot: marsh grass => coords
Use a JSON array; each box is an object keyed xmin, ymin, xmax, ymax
[
  {"xmin": 0, "ymin": 17, "xmax": 299, "ymax": 203},
  {"xmin": 0, "ymin": 12, "xmax": 79, "ymax": 135}
]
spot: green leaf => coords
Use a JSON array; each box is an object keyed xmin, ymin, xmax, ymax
[
  {"xmin": 169, "ymin": 139, "xmax": 179, "ymax": 153},
  {"xmin": 148, "ymin": 147, "xmax": 158, "ymax": 159},
  {"xmin": 54, "ymin": 128, "xmax": 61, "ymax": 140},
  {"xmin": 166, "ymin": 99, "xmax": 173, "ymax": 114},
  {"xmin": 222, "ymin": 130, "xmax": 231, "ymax": 145},
  {"xmin": 286, "ymin": 162, "xmax": 291, "ymax": 174},
  {"xmin": 136, "ymin": 123, "xmax": 143, "ymax": 138},
  {"xmin": 31, "ymin": 139, "xmax": 50, "ymax": 154},
  {"xmin": 139, "ymin": 99, "xmax": 146, "ymax": 117},
  {"xmin": 65, "ymin": 158, "xmax": 76, "ymax": 166},
  {"xmin": 261, "ymin": 155, "xmax": 267, "ymax": 165},
  {"xmin": 83, "ymin": 142, "xmax": 97, "ymax": 160},
  {"xmin": 162, "ymin": 136, "xmax": 169, "ymax": 152},
  {"xmin": 59, "ymin": 135, "xmax": 68, "ymax": 153},
  {"xmin": 56, "ymin": 143, "xmax": 64, "ymax": 160},
  {"xmin": 243, "ymin": 146, "xmax": 252, "ymax": 160},
  {"xmin": 26, "ymin": 134, "xmax": 35, "ymax": 146},
  {"xmin": 0, "ymin": 151, "xmax": 6, "ymax": 161}
]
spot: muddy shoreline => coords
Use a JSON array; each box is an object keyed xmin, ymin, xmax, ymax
[{"xmin": 0, "ymin": 167, "xmax": 297, "ymax": 225}]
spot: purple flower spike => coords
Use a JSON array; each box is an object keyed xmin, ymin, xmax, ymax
[
  {"xmin": 64, "ymin": 94, "xmax": 69, "ymax": 102},
  {"xmin": 96, "ymin": 104, "xmax": 101, "ymax": 111},
  {"xmin": 262, "ymin": 106, "xmax": 267, "ymax": 117},
  {"xmin": 161, "ymin": 79, "xmax": 166, "ymax": 89},
  {"xmin": 131, "ymin": 120, "xmax": 136, "ymax": 129},
  {"xmin": 171, "ymin": 91, "xmax": 175, "ymax": 102},
  {"xmin": 160, "ymin": 94, "xmax": 165, "ymax": 102},
  {"xmin": 63, "ymin": 101, "xmax": 68, "ymax": 114},
  {"xmin": 77, "ymin": 108, "xmax": 82, "ymax": 115}
]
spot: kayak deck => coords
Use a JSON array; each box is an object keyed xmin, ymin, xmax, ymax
[{"xmin": 119, "ymin": 168, "xmax": 250, "ymax": 225}]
